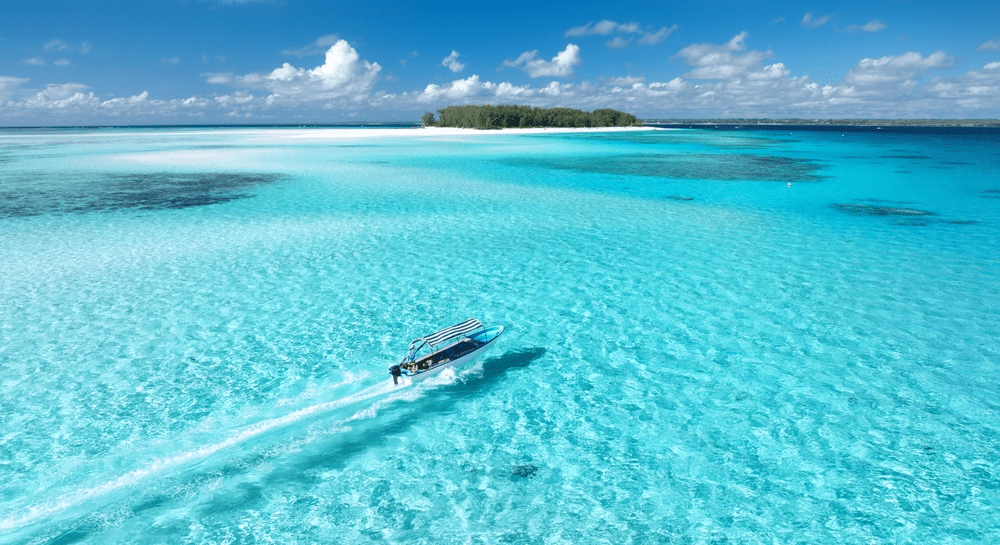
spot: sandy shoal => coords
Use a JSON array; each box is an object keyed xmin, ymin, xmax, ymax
[{"xmin": 271, "ymin": 125, "xmax": 663, "ymax": 140}]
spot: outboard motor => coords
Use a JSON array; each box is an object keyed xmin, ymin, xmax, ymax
[{"xmin": 389, "ymin": 364, "xmax": 402, "ymax": 385}]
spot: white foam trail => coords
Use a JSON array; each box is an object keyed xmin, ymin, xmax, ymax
[
  {"xmin": 0, "ymin": 380, "xmax": 399, "ymax": 532},
  {"xmin": 276, "ymin": 370, "xmax": 370, "ymax": 407}
]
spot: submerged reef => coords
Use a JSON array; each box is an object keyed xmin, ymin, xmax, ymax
[
  {"xmin": 831, "ymin": 203, "xmax": 937, "ymax": 217},
  {"xmin": 511, "ymin": 464, "xmax": 539, "ymax": 479},
  {"xmin": 575, "ymin": 130, "xmax": 779, "ymax": 150},
  {"xmin": 0, "ymin": 172, "xmax": 283, "ymax": 219},
  {"xmin": 831, "ymin": 201, "xmax": 979, "ymax": 226},
  {"xmin": 509, "ymin": 153, "xmax": 824, "ymax": 182}
]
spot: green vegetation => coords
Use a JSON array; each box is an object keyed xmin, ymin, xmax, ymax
[{"xmin": 427, "ymin": 105, "xmax": 642, "ymax": 130}]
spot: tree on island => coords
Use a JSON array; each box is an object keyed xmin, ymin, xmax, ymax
[{"xmin": 426, "ymin": 105, "xmax": 642, "ymax": 130}]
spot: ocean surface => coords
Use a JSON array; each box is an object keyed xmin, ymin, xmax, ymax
[{"xmin": 1, "ymin": 126, "xmax": 998, "ymax": 544}]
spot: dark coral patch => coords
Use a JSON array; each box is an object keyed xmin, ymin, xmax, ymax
[
  {"xmin": 832, "ymin": 203, "xmax": 937, "ymax": 217},
  {"xmin": 0, "ymin": 172, "xmax": 283, "ymax": 219},
  {"xmin": 508, "ymin": 153, "xmax": 824, "ymax": 182},
  {"xmin": 511, "ymin": 464, "xmax": 539, "ymax": 478},
  {"xmin": 858, "ymin": 199, "xmax": 914, "ymax": 204},
  {"xmin": 579, "ymin": 131, "xmax": 779, "ymax": 149},
  {"xmin": 832, "ymin": 202, "xmax": 978, "ymax": 226}
]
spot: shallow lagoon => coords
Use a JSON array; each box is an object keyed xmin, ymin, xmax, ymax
[{"xmin": 1, "ymin": 127, "xmax": 998, "ymax": 543}]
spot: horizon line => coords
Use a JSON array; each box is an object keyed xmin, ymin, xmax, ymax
[{"xmin": 3, "ymin": 118, "xmax": 1000, "ymax": 130}]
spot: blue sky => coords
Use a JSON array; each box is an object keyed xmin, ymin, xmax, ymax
[{"xmin": 3, "ymin": 0, "xmax": 1000, "ymax": 124}]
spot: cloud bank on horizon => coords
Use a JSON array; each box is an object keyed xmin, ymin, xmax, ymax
[{"xmin": 2, "ymin": 2, "xmax": 1000, "ymax": 124}]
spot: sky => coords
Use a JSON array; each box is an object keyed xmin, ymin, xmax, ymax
[{"xmin": 2, "ymin": 0, "xmax": 1000, "ymax": 124}]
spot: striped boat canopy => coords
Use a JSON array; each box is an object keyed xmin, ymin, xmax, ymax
[{"xmin": 415, "ymin": 318, "xmax": 484, "ymax": 348}]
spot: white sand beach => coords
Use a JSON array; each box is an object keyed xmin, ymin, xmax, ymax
[
  {"xmin": 90, "ymin": 125, "xmax": 663, "ymax": 168},
  {"xmin": 274, "ymin": 125, "xmax": 661, "ymax": 140}
]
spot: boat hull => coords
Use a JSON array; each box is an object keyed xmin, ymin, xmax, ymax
[{"xmin": 397, "ymin": 325, "xmax": 504, "ymax": 383}]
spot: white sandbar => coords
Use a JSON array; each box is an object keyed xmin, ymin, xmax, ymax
[{"xmin": 274, "ymin": 125, "xmax": 661, "ymax": 140}]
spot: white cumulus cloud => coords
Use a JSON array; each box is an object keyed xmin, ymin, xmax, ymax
[
  {"xmin": 214, "ymin": 39, "xmax": 381, "ymax": 105},
  {"xmin": 411, "ymin": 75, "xmax": 492, "ymax": 103},
  {"xmin": 911, "ymin": 61, "xmax": 1000, "ymax": 113},
  {"xmin": 282, "ymin": 35, "xmax": 339, "ymax": 57},
  {"xmin": 214, "ymin": 91, "xmax": 255, "ymax": 106},
  {"xmin": 502, "ymin": 44, "xmax": 581, "ymax": 78},
  {"xmin": 441, "ymin": 51, "xmax": 465, "ymax": 73},
  {"xmin": 565, "ymin": 20, "xmax": 640, "ymax": 37},
  {"xmin": 600, "ymin": 75, "xmax": 645, "ymax": 86},
  {"xmin": 22, "ymin": 57, "xmax": 46, "ymax": 66},
  {"xmin": 37, "ymin": 83, "xmax": 90, "ymax": 99},
  {"xmin": 638, "ymin": 25, "xmax": 678, "ymax": 45},
  {"xmin": 846, "ymin": 20, "xmax": 886, "ymax": 32},
  {"xmin": 380, "ymin": 44, "xmax": 1000, "ymax": 119},
  {"xmin": 42, "ymin": 39, "xmax": 91, "ymax": 53},
  {"xmin": 100, "ymin": 91, "xmax": 150, "ymax": 112},
  {"xmin": 6, "ymin": 32, "xmax": 1000, "ymax": 125},
  {"xmin": 606, "ymin": 37, "xmax": 632, "ymax": 49},
  {"xmin": 567, "ymin": 20, "xmax": 674, "ymax": 48},
  {"xmin": 385, "ymin": 75, "xmax": 584, "ymax": 109},
  {"xmin": 0, "ymin": 76, "xmax": 29, "ymax": 101},
  {"xmin": 44, "ymin": 39, "xmax": 73, "ymax": 51},
  {"xmin": 977, "ymin": 39, "xmax": 1000, "ymax": 52},
  {"xmin": 203, "ymin": 72, "xmax": 233, "ymax": 84},
  {"xmin": 843, "ymin": 51, "xmax": 954, "ymax": 89},
  {"xmin": 802, "ymin": 12, "xmax": 835, "ymax": 28},
  {"xmin": 19, "ymin": 83, "xmax": 100, "ymax": 110},
  {"xmin": 676, "ymin": 32, "xmax": 776, "ymax": 80}
]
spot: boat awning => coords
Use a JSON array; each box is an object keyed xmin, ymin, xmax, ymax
[{"xmin": 417, "ymin": 318, "xmax": 484, "ymax": 348}]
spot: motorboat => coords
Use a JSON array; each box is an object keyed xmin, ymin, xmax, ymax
[{"xmin": 388, "ymin": 318, "xmax": 504, "ymax": 384}]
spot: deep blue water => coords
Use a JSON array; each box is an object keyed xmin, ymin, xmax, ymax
[{"xmin": 1, "ymin": 127, "xmax": 998, "ymax": 544}]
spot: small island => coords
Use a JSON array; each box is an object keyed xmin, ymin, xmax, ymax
[{"xmin": 423, "ymin": 105, "xmax": 642, "ymax": 130}]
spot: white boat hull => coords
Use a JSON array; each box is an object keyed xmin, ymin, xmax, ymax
[{"xmin": 394, "ymin": 325, "xmax": 504, "ymax": 384}]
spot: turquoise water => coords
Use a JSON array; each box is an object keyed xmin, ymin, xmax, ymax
[{"xmin": 1, "ymin": 127, "xmax": 998, "ymax": 544}]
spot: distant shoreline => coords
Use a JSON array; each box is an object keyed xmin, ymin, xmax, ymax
[
  {"xmin": 421, "ymin": 126, "xmax": 657, "ymax": 134},
  {"xmin": 274, "ymin": 126, "xmax": 659, "ymax": 139},
  {"xmin": 3, "ymin": 119, "xmax": 998, "ymax": 131},
  {"xmin": 0, "ymin": 126, "xmax": 660, "ymax": 139},
  {"xmin": 644, "ymin": 122, "xmax": 1000, "ymax": 134},
  {"xmin": 645, "ymin": 119, "xmax": 1000, "ymax": 128},
  {"xmin": 4, "ymin": 122, "xmax": 999, "ymax": 137}
]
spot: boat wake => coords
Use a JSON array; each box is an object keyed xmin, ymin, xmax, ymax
[{"xmin": 0, "ymin": 377, "xmax": 422, "ymax": 534}]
